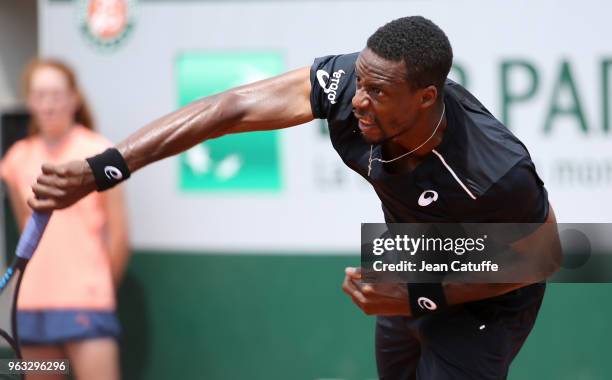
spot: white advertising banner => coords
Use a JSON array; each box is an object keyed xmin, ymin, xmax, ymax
[{"xmin": 39, "ymin": 0, "xmax": 612, "ymax": 252}]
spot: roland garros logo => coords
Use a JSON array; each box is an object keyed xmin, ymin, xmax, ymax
[{"xmin": 79, "ymin": 0, "xmax": 136, "ymax": 50}]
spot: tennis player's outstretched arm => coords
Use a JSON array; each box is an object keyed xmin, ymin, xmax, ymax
[{"xmin": 28, "ymin": 67, "xmax": 313, "ymax": 211}]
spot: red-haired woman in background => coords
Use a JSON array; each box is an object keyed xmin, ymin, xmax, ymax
[{"xmin": 0, "ymin": 59, "xmax": 129, "ymax": 380}]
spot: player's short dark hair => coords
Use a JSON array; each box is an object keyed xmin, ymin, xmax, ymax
[{"xmin": 367, "ymin": 16, "xmax": 453, "ymax": 92}]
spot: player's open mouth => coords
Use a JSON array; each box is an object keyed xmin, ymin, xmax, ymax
[
  {"xmin": 355, "ymin": 113, "xmax": 377, "ymax": 130},
  {"xmin": 358, "ymin": 119, "xmax": 377, "ymax": 131}
]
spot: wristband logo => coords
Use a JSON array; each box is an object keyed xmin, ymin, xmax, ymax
[
  {"xmin": 104, "ymin": 166, "xmax": 123, "ymax": 181},
  {"xmin": 417, "ymin": 297, "xmax": 438, "ymax": 311}
]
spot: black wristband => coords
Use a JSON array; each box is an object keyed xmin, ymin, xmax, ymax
[
  {"xmin": 86, "ymin": 148, "xmax": 131, "ymax": 191},
  {"xmin": 407, "ymin": 283, "xmax": 448, "ymax": 317}
]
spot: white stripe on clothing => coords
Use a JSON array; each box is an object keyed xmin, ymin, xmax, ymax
[{"xmin": 431, "ymin": 149, "xmax": 477, "ymax": 200}]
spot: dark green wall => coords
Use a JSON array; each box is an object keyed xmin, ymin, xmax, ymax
[
  {"xmin": 118, "ymin": 252, "xmax": 377, "ymax": 380},
  {"xmin": 118, "ymin": 252, "xmax": 612, "ymax": 380}
]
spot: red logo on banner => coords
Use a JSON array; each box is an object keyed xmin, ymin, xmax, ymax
[
  {"xmin": 80, "ymin": 0, "xmax": 135, "ymax": 49},
  {"xmin": 87, "ymin": 0, "xmax": 128, "ymax": 40}
]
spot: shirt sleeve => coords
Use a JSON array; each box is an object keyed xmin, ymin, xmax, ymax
[
  {"xmin": 492, "ymin": 160, "xmax": 549, "ymax": 223},
  {"xmin": 91, "ymin": 133, "xmax": 113, "ymax": 153},
  {"xmin": 477, "ymin": 159, "xmax": 549, "ymax": 243},
  {"xmin": 310, "ymin": 52, "xmax": 358, "ymax": 120},
  {"xmin": 0, "ymin": 141, "xmax": 25, "ymax": 187},
  {"xmin": 77, "ymin": 127, "xmax": 113, "ymax": 157}
]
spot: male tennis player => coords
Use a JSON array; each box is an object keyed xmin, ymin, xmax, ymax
[{"xmin": 29, "ymin": 16, "xmax": 560, "ymax": 379}]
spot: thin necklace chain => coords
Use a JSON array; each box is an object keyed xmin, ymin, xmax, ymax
[{"xmin": 368, "ymin": 104, "xmax": 446, "ymax": 176}]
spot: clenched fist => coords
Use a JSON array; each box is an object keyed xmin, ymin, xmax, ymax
[
  {"xmin": 28, "ymin": 160, "xmax": 97, "ymax": 211},
  {"xmin": 342, "ymin": 267, "xmax": 413, "ymax": 316}
]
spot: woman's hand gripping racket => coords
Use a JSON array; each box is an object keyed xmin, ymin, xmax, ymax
[{"xmin": 0, "ymin": 212, "xmax": 51, "ymax": 378}]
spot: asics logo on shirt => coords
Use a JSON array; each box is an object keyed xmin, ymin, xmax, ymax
[
  {"xmin": 418, "ymin": 190, "xmax": 439, "ymax": 207},
  {"xmin": 316, "ymin": 69, "xmax": 345, "ymax": 105}
]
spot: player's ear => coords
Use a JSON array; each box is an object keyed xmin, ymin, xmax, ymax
[{"xmin": 419, "ymin": 85, "xmax": 438, "ymax": 109}]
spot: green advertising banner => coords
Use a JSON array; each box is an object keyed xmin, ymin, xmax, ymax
[{"xmin": 176, "ymin": 52, "xmax": 283, "ymax": 192}]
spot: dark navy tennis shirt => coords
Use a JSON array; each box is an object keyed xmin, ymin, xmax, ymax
[{"xmin": 310, "ymin": 53, "xmax": 549, "ymax": 225}]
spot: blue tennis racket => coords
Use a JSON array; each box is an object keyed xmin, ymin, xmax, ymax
[{"xmin": 0, "ymin": 212, "xmax": 51, "ymax": 379}]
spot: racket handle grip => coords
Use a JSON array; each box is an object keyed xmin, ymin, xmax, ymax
[{"xmin": 16, "ymin": 211, "xmax": 52, "ymax": 259}]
